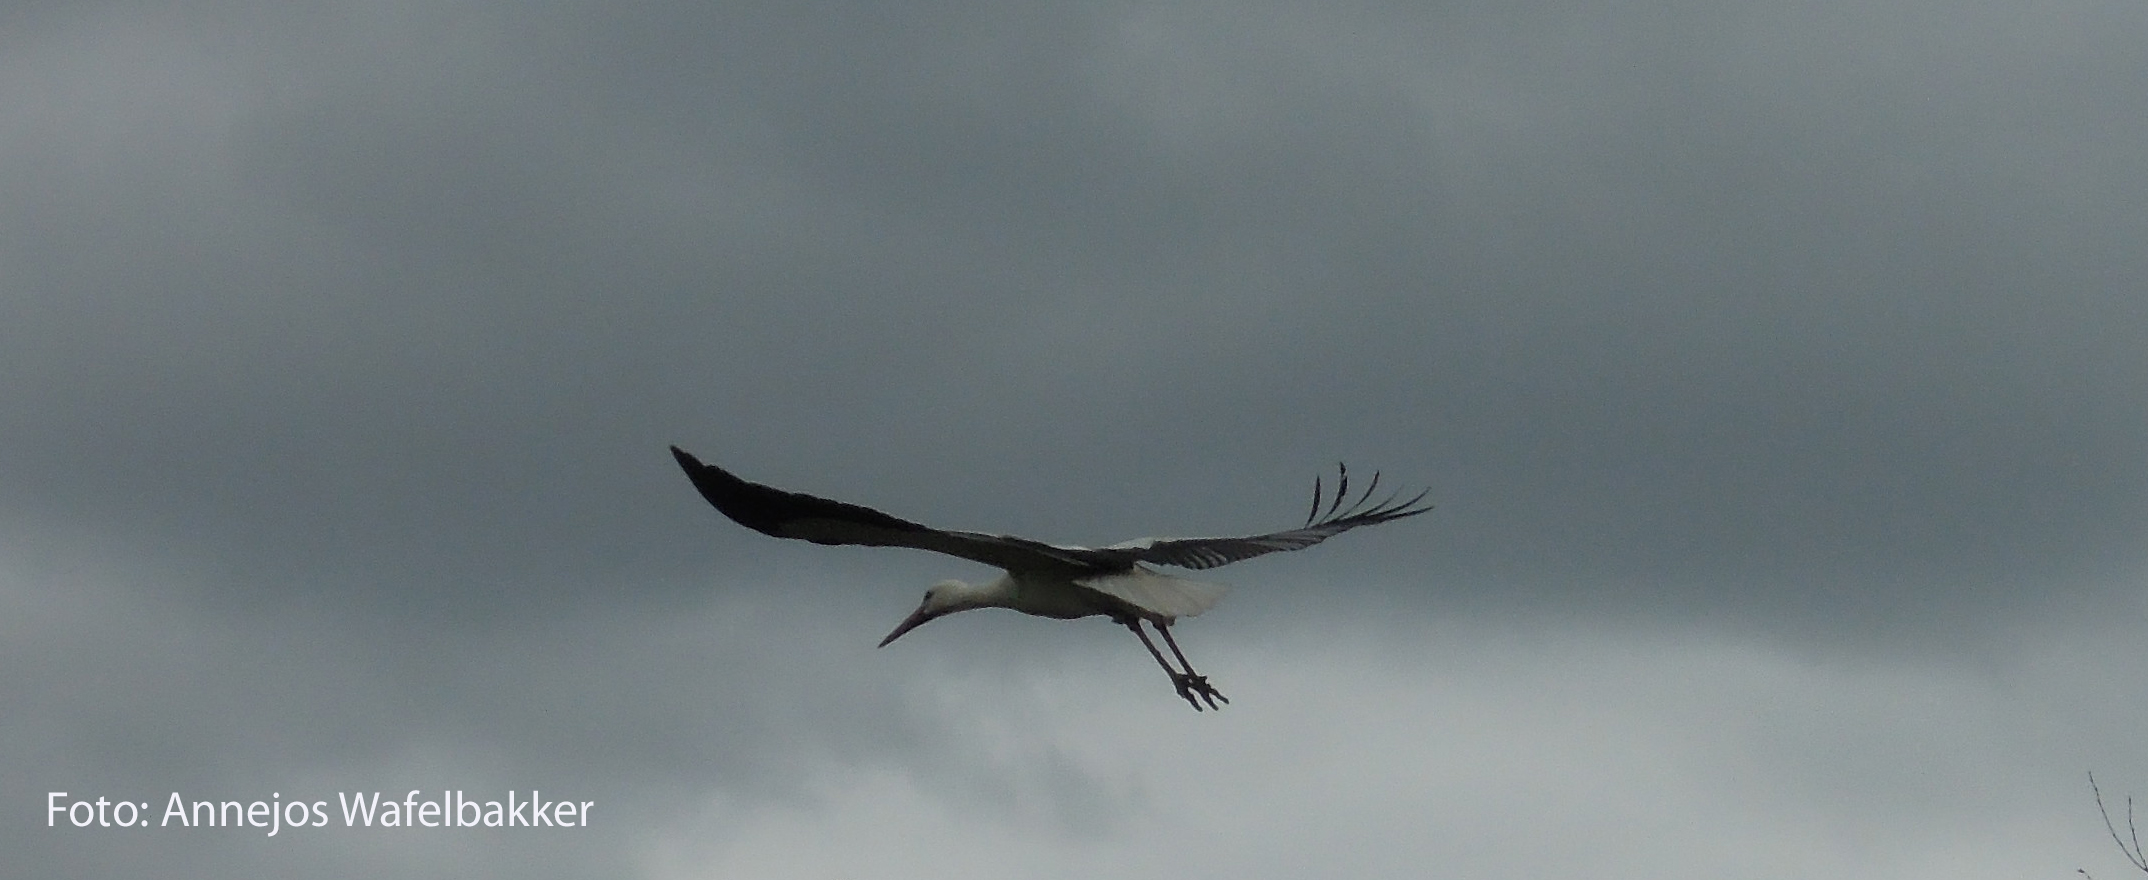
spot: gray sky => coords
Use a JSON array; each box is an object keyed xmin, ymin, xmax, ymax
[{"xmin": 6, "ymin": 0, "xmax": 2147, "ymax": 876}]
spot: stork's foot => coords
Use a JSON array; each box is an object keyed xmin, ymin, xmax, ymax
[{"xmin": 1172, "ymin": 672, "xmax": 1228, "ymax": 711}]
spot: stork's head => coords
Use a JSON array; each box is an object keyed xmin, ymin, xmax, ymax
[{"xmin": 877, "ymin": 579, "xmax": 990, "ymax": 647}]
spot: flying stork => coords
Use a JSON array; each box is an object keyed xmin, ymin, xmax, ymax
[{"xmin": 669, "ymin": 447, "xmax": 1432, "ymax": 711}]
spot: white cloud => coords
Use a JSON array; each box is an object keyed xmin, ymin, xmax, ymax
[{"xmin": 642, "ymin": 613, "xmax": 2146, "ymax": 879}]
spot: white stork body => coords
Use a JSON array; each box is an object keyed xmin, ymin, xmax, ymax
[
  {"xmin": 670, "ymin": 446, "xmax": 1430, "ymax": 711},
  {"xmin": 879, "ymin": 565, "xmax": 1226, "ymax": 639}
]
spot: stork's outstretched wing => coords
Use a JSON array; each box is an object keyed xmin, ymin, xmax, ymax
[
  {"xmin": 674, "ymin": 449, "xmax": 1429, "ymax": 574},
  {"xmin": 670, "ymin": 447, "xmax": 1103, "ymax": 571},
  {"xmin": 1104, "ymin": 463, "xmax": 1433, "ymax": 571}
]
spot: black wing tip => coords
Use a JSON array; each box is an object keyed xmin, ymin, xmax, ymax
[
  {"xmin": 669, "ymin": 447, "xmax": 938, "ymax": 540},
  {"xmin": 1305, "ymin": 462, "xmax": 1434, "ymax": 527},
  {"xmin": 667, "ymin": 446, "xmax": 786, "ymax": 534},
  {"xmin": 671, "ymin": 445, "xmax": 737, "ymax": 487}
]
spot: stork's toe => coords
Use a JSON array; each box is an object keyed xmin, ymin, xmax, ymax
[{"xmin": 1170, "ymin": 672, "xmax": 1227, "ymax": 711}]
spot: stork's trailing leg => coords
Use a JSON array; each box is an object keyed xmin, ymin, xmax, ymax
[
  {"xmin": 1121, "ymin": 617, "xmax": 1227, "ymax": 711},
  {"xmin": 1157, "ymin": 623, "xmax": 1227, "ymax": 709}
]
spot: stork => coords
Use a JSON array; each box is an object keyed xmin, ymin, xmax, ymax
[{"xmin": 669, "ymin": 447, "xmax": 1432, "ymax": 711}]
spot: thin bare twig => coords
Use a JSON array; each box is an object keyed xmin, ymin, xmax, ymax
[{"xmin": 2091, "ymin": 772, "xmax": 2148, "ymax": 873}]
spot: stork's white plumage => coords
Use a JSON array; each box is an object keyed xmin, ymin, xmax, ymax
[{"xmin": 670, "ymin": 446, "xmax": 1432, "ymax": 711}]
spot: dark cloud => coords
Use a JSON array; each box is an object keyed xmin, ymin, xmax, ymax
[{"xmin": 4, "ymin": 0, "xmax": 2146, "ymax": 876}]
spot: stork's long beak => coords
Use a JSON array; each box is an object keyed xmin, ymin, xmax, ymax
[{"xmin": 878, "ymin": 606, "xmax": 936, "ymax": 648}]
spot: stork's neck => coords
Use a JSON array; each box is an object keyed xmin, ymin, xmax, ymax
[{"xmin": 939, "ymin": 574, "xmax": 1017, "ymax": 610}]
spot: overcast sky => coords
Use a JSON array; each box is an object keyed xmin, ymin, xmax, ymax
[{"xmin": 6, "ymin": 0, "xmax": 2148, "ymax": 877}]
